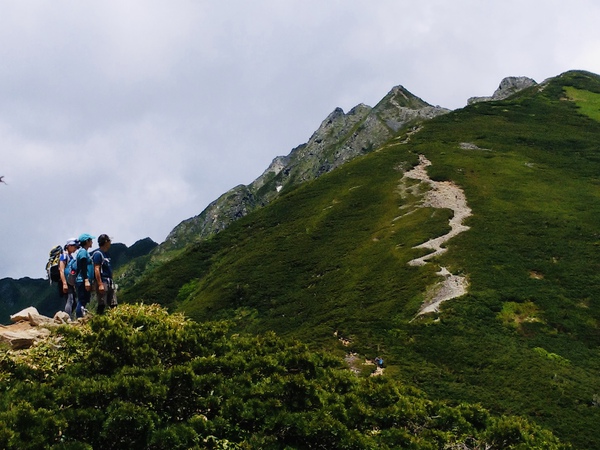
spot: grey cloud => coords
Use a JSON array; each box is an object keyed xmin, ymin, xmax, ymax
[{"xmin": 1, "ymin": 0, "xmax": 600, "ymax": 279}]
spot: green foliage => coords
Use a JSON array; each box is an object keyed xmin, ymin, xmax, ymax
[
  {"xmin": 497, "ymin": 301, "xmax": 542, "ymax": 330},
  {"xmin": 532, "ymin": 347, "xmax": 571, "ymax": 367},
  {"xmin": 0, "ymin": 305, "xmax": 564, "ymax": 449}
]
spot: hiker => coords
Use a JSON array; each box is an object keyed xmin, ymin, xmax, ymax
[
  {"xmin": 58, "ymin": 238, "xmax": 79, "ymax": 317},
  {"xmin": 75, "ymin": 233, "xmax": 95, "ymax": 318},
  {"xmin": 93, "ymin": 234, "xmax": 117, "ymax": 315}
]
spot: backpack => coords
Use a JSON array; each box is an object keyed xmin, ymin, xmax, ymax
[
  {"xmin": 46, "ymin": 245, "xmax": 63, "ymax": 283},
  {"xmin": 90, "ymin": 249, "xmax": 107, "ymax": 280},
  {"xmin": 71, "ymin": 248, "xmax": 95, "ymax": 285},
  {"xmin": 65, "ymin": 253, "xmax": 78, "ymax": 286}
]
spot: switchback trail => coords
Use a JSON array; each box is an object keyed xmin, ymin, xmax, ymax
[{"xmin": 403, "ymin": 155, "xmax": 471, "ymax": 316}]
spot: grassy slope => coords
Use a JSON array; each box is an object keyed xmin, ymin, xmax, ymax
[
  {"xmin": 394, "ymin": 71, "xmax": 600, "ymax": 448},
  {"xmin": 122, "ymin": 71, "xmax": 600, "ymax": 448}
]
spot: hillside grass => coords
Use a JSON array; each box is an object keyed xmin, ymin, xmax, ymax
[
  {"xmin": 394, "ymin": 73, "xmax": 600, "ymax": 447},
  {"xmin": 564, "ymin": 86, "xmax": 600, "ymax": 121},
  {"xmin": 122, "ymin": 71, "xmax": 600, "ymax": 449}
]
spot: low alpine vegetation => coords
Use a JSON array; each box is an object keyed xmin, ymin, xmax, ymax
[{"xmin": 0, "ymin": 305, "xmax": 564, "ymax": 449}]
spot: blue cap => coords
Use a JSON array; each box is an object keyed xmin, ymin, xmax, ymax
[{"xmin": 78, "ymin": 233, "xmax": 95, "ymax": 242}]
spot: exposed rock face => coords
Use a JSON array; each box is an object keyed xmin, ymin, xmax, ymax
[
  {"xmin": 160, "ymin": 86, "xmax": 450, "ymax": 253},
  {"xmin": 163, "ymin": 185, "xmax": 257, "ymax": 250},
  {"xmin": 468, "ymin": 76, "xmax": 537, "ymax": 104},
  {"xmin": 0, "ymin": 307, "xmax": 70, "ymax": 350}
]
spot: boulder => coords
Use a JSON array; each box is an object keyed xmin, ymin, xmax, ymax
[
  {"xmin": 28, "ymin": 312, "xmax": 56, "ymax": 327},
  {"xmin": 54, "ymin": 311, "xmax": 71, "ymax": 324},
  {"xmin": 0, "ymin": 327, "xmax": 51, "ymax": 350},
  {"xmin": 2, "ymin": 306, "xmax": 67, "ymax": 350},
  {"xmin": 10, "ymin": 306, "xmax": 40, "ymax": 323}
]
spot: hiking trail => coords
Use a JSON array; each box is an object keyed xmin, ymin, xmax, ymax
[{"xmin": 403, "ymin": 155, "xmax": 471, "ymax": 316}]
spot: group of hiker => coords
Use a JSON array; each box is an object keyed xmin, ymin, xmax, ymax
[{"xmin": 54, "ymin": 233, "xmax": 117, "ymax": 319}]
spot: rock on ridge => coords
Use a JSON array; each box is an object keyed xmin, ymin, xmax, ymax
[
  {"xmin": 1, "ymin": 307, "xmax": 73, "ymax": 350},
  {"xmin": 468, "ymin": 76, "xmax": 537, "ymax": 104}
]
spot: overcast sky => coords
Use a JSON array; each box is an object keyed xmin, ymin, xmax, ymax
[{"xmin": 1, "ymin": 0, "xmax": 599, "ymax": 280}]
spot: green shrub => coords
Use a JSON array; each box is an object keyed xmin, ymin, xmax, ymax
[{"xmin": 0, "ymin": 305, "xmax": 565, "ymax": 449}]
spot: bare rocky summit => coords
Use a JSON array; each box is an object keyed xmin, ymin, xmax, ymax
[{"xmin": 468, "ymin": 76, "xmax": 537, "ymax": 104}]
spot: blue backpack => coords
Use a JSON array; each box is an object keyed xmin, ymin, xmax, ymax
[{"xmin": 65, "ymin": 253, "xmax": 78, "ymax": 286}]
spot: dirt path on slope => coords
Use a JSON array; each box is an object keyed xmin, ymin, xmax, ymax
[{"xmin": 403, "ymin": 155, "xmax": 471, "ymax": 316}]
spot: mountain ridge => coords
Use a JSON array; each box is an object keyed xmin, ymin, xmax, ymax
[
  {"xmin": 157, "ymin": 85, "xmax": 450, "ymax": 255},
  {"xmin": 118, "ymin": 75, "xmax": 536, "ymax": 288}
]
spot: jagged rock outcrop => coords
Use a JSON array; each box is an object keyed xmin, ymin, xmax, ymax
[
  {"xmin": 468, "ymin": 76, "xmax": 537, "ymax": 104},
  {"xmin": 160, "ymin": 86, "xmax": 450, "ymax": 253},
  {"xmin": 163, "ymin": 184, "xmax": 258, "ymax": 250}
]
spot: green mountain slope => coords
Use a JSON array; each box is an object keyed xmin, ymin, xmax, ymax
[
  {"xmin": 122, "ymin": 70, "xmax": 600, "ymax": 448},
  {"xmin": 0, "ymin": 277, "xmax": 63, "ymax": 323}
]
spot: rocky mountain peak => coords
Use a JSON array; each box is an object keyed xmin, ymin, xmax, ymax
[
  {"xmin": 159, "ymin": 84, "xmax": 450, "ymax": 254},
  {"xmin": 384, "ymin": 85, "xmax": 429, "ymax": 109},
  {"xmin": 468, "ymin": 76, "xmax": 537, "ymax": 104}
]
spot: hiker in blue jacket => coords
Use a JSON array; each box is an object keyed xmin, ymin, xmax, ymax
[
  {"xmin": 75, "ymin": 233, "xmax": 95, "ymax": 318},
  {"xmin": 93, "ymin": 234, "xmax": 117, "ymax": 315},
  {"xmin": 58, "ymin": 238, "xmax": 79, "ymax": 317}
]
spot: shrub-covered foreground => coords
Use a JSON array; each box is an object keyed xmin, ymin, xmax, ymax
[{"xmin": 0, "ymin": 305, "xmax": 564, "ymax": 449}]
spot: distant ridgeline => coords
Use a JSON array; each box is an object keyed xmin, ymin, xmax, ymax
[
  {"xmin": 117, "ymin": 70, "xmax": 600, "ymax": 449},
  {"xmin": 0, "ymin": 238, "xmax": 157, "ymax": 324}
]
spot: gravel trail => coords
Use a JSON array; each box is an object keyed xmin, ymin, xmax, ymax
[{"xmin": 403, "ymin": 155, "xmax": 471, "ymax": 315}]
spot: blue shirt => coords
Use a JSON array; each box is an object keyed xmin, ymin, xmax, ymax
[
  {"xmin": 59, "ymin": 251, "xmax": 69, "ymax": 265},
  {"xmin": 75, "ymin": 248, "xmax": 94, "ymax": 283},
  {"xmin": 92, "ymin": 250, "xmax": 113, "ymax": 281}
]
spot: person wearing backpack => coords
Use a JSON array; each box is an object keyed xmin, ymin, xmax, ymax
[
  {"xmin": 93, "ymin": 234, "xmax": 117, "ymax": 315},
  {"xmin": 46, "ymin": 245, "xmax": 63, "ymax": 284},
  {"xmin": 75, "ymin": 233, "xmax": 95, "ymax": 318},
  {"xmin": 58, "ymin": 238, "xmax": 79, "ymax": 317}
]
